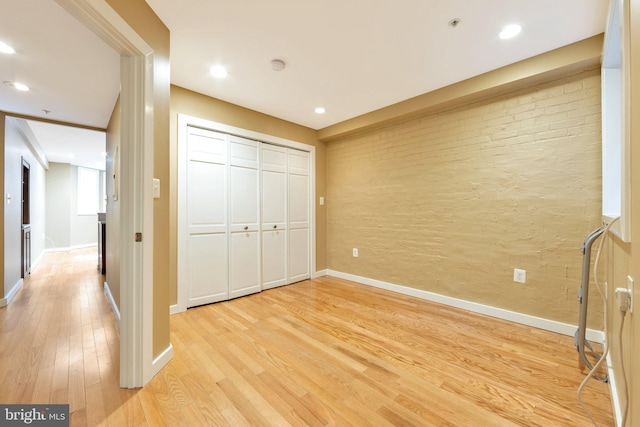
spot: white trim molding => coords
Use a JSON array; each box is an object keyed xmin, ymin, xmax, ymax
[
  {"xmin": 327, "ymin": 270, "xmax": 605, "ymax": 343},
  {"xmin": 312, "ymin": 269, "xmax": 328, "ymax": 279},
  {"xmin": 104, "ymin": 281, "xmax": 121, "ymax": 325},
  {"xmin": 0, "ymin": 279, "xmax": 24, "ymax": 307},
  {"xmin": 151, "ymin": 344, "xmax": 174, "ymax": 378},
  {"xmin": 607, "ymin": 353, "xmax": 625, "ymax": 427}
]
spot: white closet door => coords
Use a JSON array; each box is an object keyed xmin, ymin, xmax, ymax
[
  {"xmin": 229, "ymin": 135, "xmax": 261, "ymax": 299},
  {"xmin": 288, "ymin": 149, "xmax": 310, "ymax": 283},
  {"xmin": 187, "ymin": 127, "xmax": 229, "ymax": 307},
  {"xmin": 261, "ymin": 144, "xmax": 287, "ymax": 289}
]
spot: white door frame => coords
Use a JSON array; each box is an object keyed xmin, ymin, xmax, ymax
[
  {"xmin": 175, "ymin": 114, "xmax": 317, "ymax": 314},
  {"xmin": 56, "ymin": 0, "xmax": 156, "ymax": 387}
]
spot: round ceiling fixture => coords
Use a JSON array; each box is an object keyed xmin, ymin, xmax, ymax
[{"xmin": 271, "ymin": 59, "xmax": 286, "ymax": 72}]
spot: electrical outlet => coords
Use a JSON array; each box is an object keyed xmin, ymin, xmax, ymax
[
  {"xmin": 513, "ymin": 268, "xmax": 526, "ymax": 284},
  {"xmin": 615, "ymin": 288, "xmax": 631, "ymax": 312},
  {"xmin": 628, "ymin": 276, "xmax": 634, "ymax": 313},
  {"xmin": 352, "ymin": 248, "xmax": 358, "ymax": 257}
]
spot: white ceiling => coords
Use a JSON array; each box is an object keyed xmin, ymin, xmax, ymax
[
  {"xmin": 25, "ymin": 120, "xmax": 106, "ymax": 171},
  {"xmin": 1, "ymin": 0, "xmax": 608, "ymax": 163},
  {"xmin": 0, "ymin": 0, "xmax": 117, "ymax": 170},
  {"xmin": 146, "ymin": 0, "xmax": 609, "ymax": 130},
  {"xmin": 0, "ymin": 0, "xmax": 120, "ymax": 128}
]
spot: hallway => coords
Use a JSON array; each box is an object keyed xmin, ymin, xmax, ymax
[{"xmin": 0, "ymin": 248, "xmax": 127, "ymax": 425}]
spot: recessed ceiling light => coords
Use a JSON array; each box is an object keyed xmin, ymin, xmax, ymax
[
  {"xmin": 210, "ymin": 65, "xmax": 228, "ymax": 78},
  {"xmin": 0, "ymin": 41, "xmax": 15, "ymax": 54},
  {"xmin": 315, "ymin": 107, "xmax": 325, "ymax": 114},
  {"xmin": 499, "ymin": 24, "xmax": 521, "ymax": 40},
  {"xmin": 13, "ymin": 82, "xmax": 29, "ymax": 91},
  {"xmin": 3, "ymin": 81, "xmax": 29, "ymax": 91}
]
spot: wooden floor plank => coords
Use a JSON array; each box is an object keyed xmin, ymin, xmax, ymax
[{"xmin": 0, "ymin": 248, "xmax": 614, "ymax": 426}]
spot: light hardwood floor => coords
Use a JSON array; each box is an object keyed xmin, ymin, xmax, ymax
[{"xmin": 0, "ymin": 248, "xmax": 613, "ymax": 426}]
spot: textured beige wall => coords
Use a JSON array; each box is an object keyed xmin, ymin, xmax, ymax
[
  {"xmin": 327, "ymin": 69, "xmax": 603, "ymax": 327},
  {"xmin": 169, "ymin": 85, "xmax": 327, "ymax": 306}
]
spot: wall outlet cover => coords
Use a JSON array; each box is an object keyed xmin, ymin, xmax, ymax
[{"xmin": 514, "ymin": 268, "xmax": 526, "ymax": 284}]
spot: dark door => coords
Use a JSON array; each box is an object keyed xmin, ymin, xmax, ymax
[{"xmin": 21, "ymin": 158, "xmax": 31, "ymax": 278}]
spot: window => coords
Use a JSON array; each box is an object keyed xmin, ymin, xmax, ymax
[
  {"xmin": 602, "ymin": 0, "xmax": 630, "ymax": 241},
  {"xmin": 77, "ymin": 167, "xmax": 100, "ymax": 215}
]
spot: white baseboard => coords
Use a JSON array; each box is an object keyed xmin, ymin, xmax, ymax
[
  {"xmin": 103, "ymin": 281, "xmax": 121, "ymax": 326},
  {"xmin": 0, "ymin": 278, "xmax": 24, "ymax": 307},
  {"xmin": 31, "ymin": 252, "xmax": 44, "ymax": 273},
  {"xmin": 45, "ymin": 243, "xmax": 97, "ymax": 253},
  {"xmin": 607, "ymin": 353, "xmax": 625, "ymax": 427},
  {"xmin": 327, "ymin": 270, "xmax": 605, "ymax": 343},
  {"xmin": 170, "ymin": 304, "xmax": 183, "ymax": 315},
  {"xmin": 151, "ymin": 344, "xmax": 173, "ymax": 378},
  {"xmin": 312, "ymin": 269, "xmax": 328, "ymax": 279}
]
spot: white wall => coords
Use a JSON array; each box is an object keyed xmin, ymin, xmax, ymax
[
  {"xmin": 3, "ymin": 117, "xmax": 46, "ymax": 296},
  {"xmin": 45, "ymin": 163, "xmax": 71, "ymax": 249},
  {"xmin": 45, "ymin": 162, "xmax": 105, "ymax": 250}
]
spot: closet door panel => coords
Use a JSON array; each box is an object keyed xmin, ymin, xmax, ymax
[
  {"xmin": 261, "ymin": 229, "xmax": 286, "ymax": 289},
  {"xmin": 287, "ymin": 149, "xmax": 310, "ymax": 283},
  {"xmin": 288, "ymin": 173, "xmax": 309, "ymax": 228},
  {"xmin": 188, "ymin": 233, "xmax": 228, "ymax": 306},
  {"xmin": 261, "ymin": 144, "xmax": 287, "ymax": 289},
  {"xmin": 188, "ymin": 161, "xmax": 226, "ymax": 234},
  {"xmin": 186, "ymin": 127, "xmax": 229, "ymax": 307},
  {"xmin": 288, "ymin": 227, "xmax": 309, "ymax": 282},
  {"xmin": 229, "ymin": 231, "xmax": 260, "ymax": 298},
  {"xmin": 229, "ymin": 166, "xmax": 259, "ymax": 229},
  {"xmin": 262, "ymin": 171, "xmax": 286, "ymax": 224},
  {"xmin": 262, "ymin": 145, "xmax": 287, "ymax": 173},
  {"xmin": 229, "ymin": 136, "xmax": 260, "ymax": 297}
]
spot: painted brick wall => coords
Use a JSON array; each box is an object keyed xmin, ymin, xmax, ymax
[{"xmin": 327, "ymin": 69, "xmax": 603, "ymax": 327}]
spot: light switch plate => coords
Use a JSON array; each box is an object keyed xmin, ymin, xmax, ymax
[
  {"xmin": 153, "ymin": 178, "xmax": 160, "ymax": 199},
  {"xmin": 628, "ymin": 276, "xmax": 634, "ymax": 313}
]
